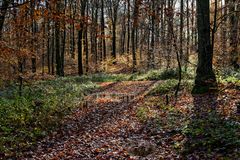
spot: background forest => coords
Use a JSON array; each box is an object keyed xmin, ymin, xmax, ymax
[
  {"xmin": 0, "ymin": 0, "xmax": 239, "ymax": 79},
  {"xmin": 0, "ymin": 0, "xmax": 240, "ymax": 159}
]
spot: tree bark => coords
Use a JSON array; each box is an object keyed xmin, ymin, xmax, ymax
[
  {"xmin": 193, "ymin": 0, "xmax": 216, "ymax": 92},
  {"xmin": 132, "ymin": 0, "xmax": 141, "ymax": 72},
  {"xmin": 78, "ymin": 0, "xmax": 87, "ymax": 75},
  {"xmin": 0, "ymin": 0, "xmax": 10, "ymax": 39},
  {"xmin": 180, "ymin": 0, "xmax": 184, "ymax": 64},
  {"xmin": 101, "ymin": 0, "xmax": 107, "ymax": 60},
  {"xmin": 229, "ymin": 0, "xmax": 239, "ymax": 69}
]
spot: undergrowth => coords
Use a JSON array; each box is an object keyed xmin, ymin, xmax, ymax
[
  {"xmin": 182, "ymin": 112, "xmax": 240, "ymax": 158},
  {"xmin": 217, "ymin": 68, "xmax": 240, "ymax": 86},
  {"xmin": 73, "ymin": 68, "xmax": 194, "ymax": 82},
  {"xmin": 136, "ymin": 96, "xmax": 240, "ymax": 159},
  {"xmin": 0, "ymin": 77, "xmax": 98, "ymax": 157}
]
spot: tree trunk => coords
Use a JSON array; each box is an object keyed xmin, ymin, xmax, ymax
[
  {"xmin": 132, "ymin": 0, "xmax": 141, "ymax": 72},
  {"xmin": 150, "ymin": 0, "xmax": 155, "ymax": 68},
  {"xmin": 127, "ymin": 0, "xmax": 131, "ymax": 61},
  {"xmin": 185, "ymin": 0, "xmax": 190, "ymax": 71},
  {"xmin": 180, "ymin": 0, "xmax": 184, "ymax": 64},
  {"xmin": 120, "ymin": 1, "xmax": 127, "ymax": 55},
  {"xmin": 55, "ymin": 1, "xmax": 64, "ymax": 76},
  {"xmin": 229, "ymin": 0, "xmax": 239, "ymax": 69},
  {"xmin": 112, "ymin": 21, "xmax": 117, "ymax": 59},
  {"xmin": 78, "ymin": 0, "xmax": 87, "ymax": 75},
  {"xmin": 166, "ymin": 0, "xmax": 173, "ymax": 69},
  {"xmin": 101, "ymin": 0, "xmax": 107, "ymax": 60},
  {"xmin": 51, "ymin": 25, "xmax": 55, "ymax": 75},
  {"xmin": 70, "ymin": 0, "xmax": 76, "ymax": 59},
  {"xmin": 221, "ymin": 0, "xmax": 227, "ymax": 67},
  {"xmin": 31, "ymin": 0, "xmax": 37, "ymax": 73},
  {"xmin": 0, "ymin": 0, "xmax": 10, "ymax": 39},
  {"xmin": 84, "ymin": 1, "xmax": 89, "ymax": 73},
  {"xmin": 193, "ymin": 0, "xmax": 216, "ymax": 92}
]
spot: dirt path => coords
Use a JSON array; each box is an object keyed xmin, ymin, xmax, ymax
[{"xmin": 22, "ymin": 81, "xmax": 163, "ymax": 160}]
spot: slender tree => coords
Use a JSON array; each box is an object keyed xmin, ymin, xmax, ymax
[
  {"xmin": 180, "ymin": 0, "xmax": 184, "ymax": 64},
  {"xmin": 229, "ymin": 0, "xmax": 239, "ymax": 69},
  {"xmin": 101, "ymin": 0, "xmax": 107, "ymax": 60},
  {"xmin": 132, "ymin": 0, "xmax": 141, "ymax": 72},
  {"xmin": 78, "ymin": 0, "xmax": 87, "ymax": 75},
  {"xmin": 107, "ymin": 0, "xmax": 120, "ymax": 59},
  {"xmin": 0, "ymin": 0, "xmax": 11, "ymax": 39},
  {"xmin": 55, "ymin": 1, "xmax": 64, "ymax": 76}
]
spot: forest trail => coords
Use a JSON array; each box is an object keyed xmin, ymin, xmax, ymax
[
  {"xmin": 19, "ymin": 80, "xmax": 240, "ymax": 159},
  {"xmin": 22, "ymin": 81, "xmax": 172, "ymax": 159}
]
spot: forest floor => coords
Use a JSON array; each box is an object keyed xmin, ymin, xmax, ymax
[{"xmin": 18, "ymin": 80, "xmax": 240, "ymax": 159}]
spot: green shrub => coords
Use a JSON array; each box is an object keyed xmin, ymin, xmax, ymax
[
  {"xmin": 134, "ymin": 68, "xmax": 194, "ymax": 81},
  {"xmin": 217, "ymin": 68, "xmax": 240, "ymax": 85},
  {"xmin": 134, "ymin": 69, "xmax": 178, "ymax": 81},
  {"xmin": 148, "ymin": 79, "xmax": 179, "ymax": 95},
  {"xmin": 136, "ymin": 107, "xmax": 149, "ymax": 122},
  {"xmin": 159, "ymin": 69, "xmax": 179, "ymax": 80},
  {"xmin": 181, "ymin": 80, "xmax": 194, "ymax": 92},
  {"xmin": 0, "ymin": 77, "xmax": 98, "ymax": 156}
]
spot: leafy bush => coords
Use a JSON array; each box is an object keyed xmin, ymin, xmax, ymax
[
  {"xmin": 134, "ymin": 69, "xmax": 178, "ymax": 81},
  {"xmin": 148, "ymin": 80, "xmax": 179, "ymax": 95},
  {"xmin": 0, "ymin": 78, "xmax": 98, "ymax": 156},
  {"xmin": 181, "ymin": 68, "xmax": 195, "ymax": 80},
  {"xmin": 217, "ymin": 68, "xmax": 240, "ymax": 85},
  {"xmin": 159, "ymin": 69, "xmax": 179, "ymax": 80},
  {"xmin": 134, "ymin": 68, "xmax": 194, "ymax": 81}
]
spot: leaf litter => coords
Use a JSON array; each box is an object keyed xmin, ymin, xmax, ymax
[{"xmin": 17, "ymin": 81, "xmax": 240, "ymax": 159}]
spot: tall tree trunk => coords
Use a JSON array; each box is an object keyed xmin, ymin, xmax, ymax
[
  {"xmin": 180, "ymin": 0, "xmax": 184, "ymax": 64},
  {"xmin": 60, "ymin": 0, "xmax": 67, "ymax": 76},
  {"xmin": 84, "ymin": 1, "xmax": 89, "ymax": 73},
  {"xmin": 94, "ymin": 2, "xmax": 99, "ymax": 66},
  {"xmin": 166, "ymin": 0, "xmax": 173, "ymax": 69},
  {"xmin": 191, "ymin": 0, "xmax": 194, "ymax": 50},
  {"xmin": 31, "ymin": 0, "xmax": 37, "ymax": 73},
  {"xmin": 112, "ymin": 21, "xmax": 117, "ymax": 59},
  {"xmin": 120, "ymin": 1, "xmax": 127, "ymax": 55},
  {"xmin": 150, "ymin": 0, "xmax": 155, "ymax": 68},
  {"xmin": 46, "ymin": 2, "xmax": 51, "ymax": 74},
  {"xmin": 51, "ymin": 24, "xmax": 55, "ymax": 75},
  {"xmin": 185, "ymin": 0, "xmax": 190, "ymax": 71},
  {"xmin": 78, "ymin": 0, "xmax": 87, "ymax": 75},
  {"xmin": 84, "ymin": 28, "xmax": 89, "ymax": 73},
  {"xmin": 110, "ymin": 1, "xmax": 120, "ymax": 60},
  {"xmin": 55, "ymin": 1, "xmax": 64, "ymax": 76},
  {"xmin": 0, "ymin": 0, "xmax": 10, "ymax": 39},
  {"xmin": 193, "ymin": 0, "xmax": 216, "ymax": 92},
  {"xmin": 229, "ymin": 0, "xmax": 239, "ymax": 69},
  {"xmin": 132, "ymin": 0, "xmax": 141, "ymax": 72},
  {"xmin": 160, "ymin": 0, "xmax": 166, "ymax": 67},
  {"xmin": 101, "ymin": 0, "xmax": 106, "ymax": 60},
  {"xmin": 221, "ymin": 0, "xmax": 228, "ymax": 67},
  {"xmin": 127, "ymin": 0, "xmax": 131, "ymax": 61},
  {"xmin": 70, "ymin": 0, "xmax": 76, "ymax": 59},
  {"xmin": 42, "ymin": 19, "xmax": 46, "ymax": 75}
]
